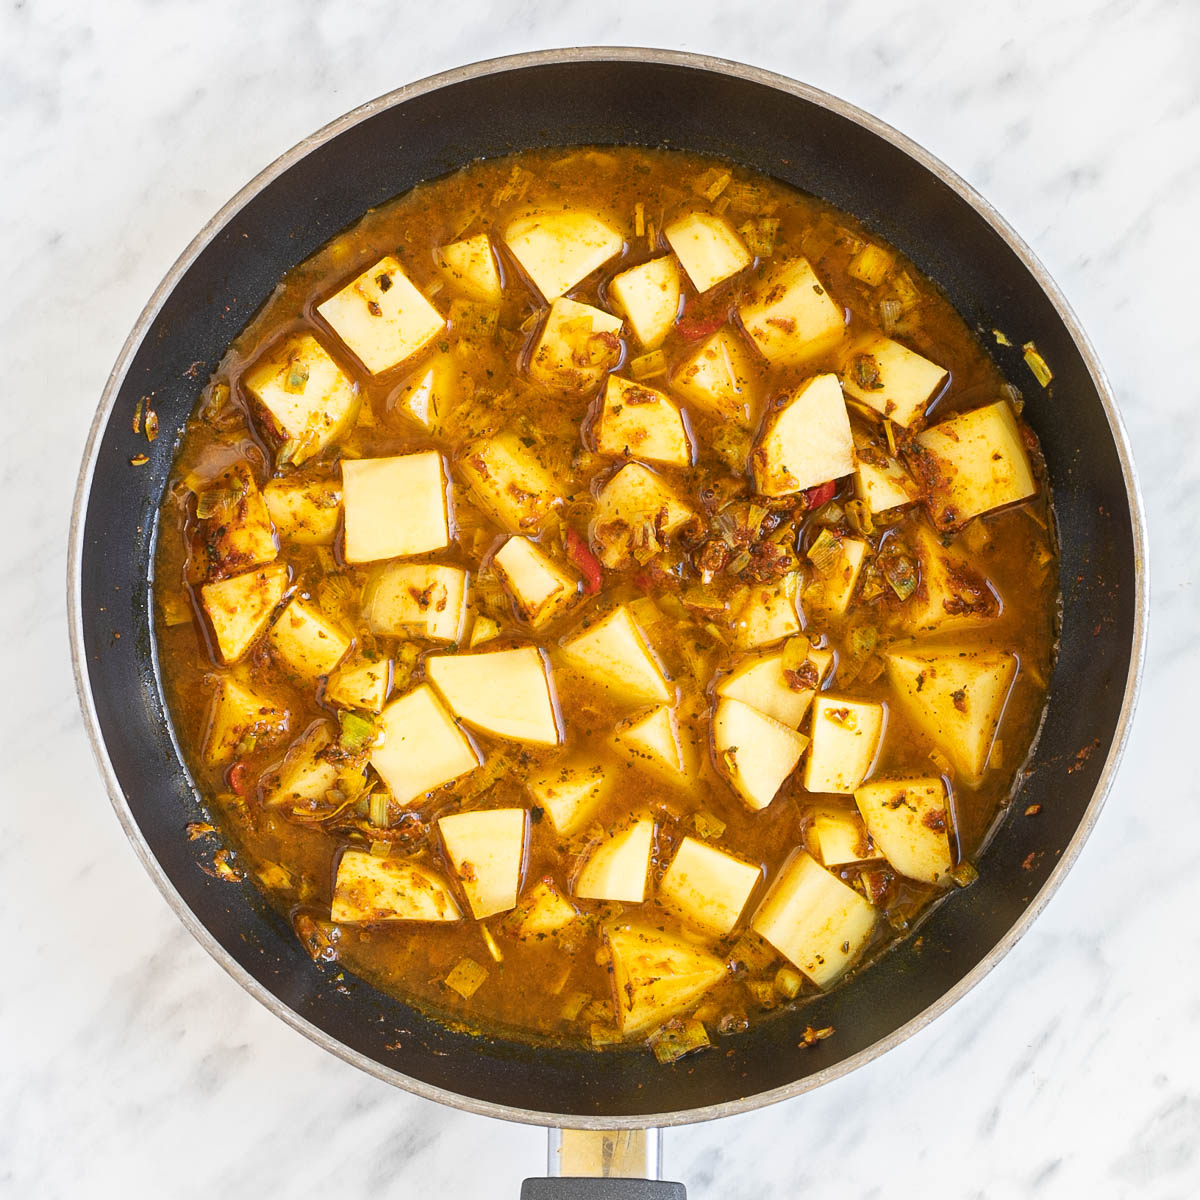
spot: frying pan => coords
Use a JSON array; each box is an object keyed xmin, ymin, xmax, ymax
[{"xmin": 68, "ymin": 47, "xmax": 1147, "ymax": 1198}]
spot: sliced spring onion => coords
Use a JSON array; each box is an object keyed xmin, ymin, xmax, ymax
[
  {"xmin": 480, "ymin": 925, "xmax": 503, "ymax": 963},
  {"xmin": 774, "ymin": 966, "xmax": 804, "ymax": 1000},
  {"xmin": 444, "ymin": 957, "xmax": 489, "ymax": 999},
  {"xmin": 807, "ymin": 529, "xmax": 843, "ymax": 577},
  {"xmin": 693, "ymin": 809, "xmax": 727, "ymax": 840},
  {"xmin": 649, "ymin": 1017, "xmax": 711, "ymax": 1064},
  {"xmin": 1022, "ymin": 341, "xmax": 1053, "ymax": 387}
]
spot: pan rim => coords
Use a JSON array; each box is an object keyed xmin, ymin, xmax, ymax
[{"xmin": 67, "ymin": 45, "xmax": 1149, "ymax": 1130}]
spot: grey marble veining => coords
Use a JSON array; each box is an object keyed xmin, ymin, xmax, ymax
[{"xmin": 1, "ymin": 0, "xmax": 1196, "ymax": 1196}]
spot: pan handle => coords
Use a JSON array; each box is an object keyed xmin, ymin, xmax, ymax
[{"xmin": 520, "ymin": 1128, "xmax": 686, "ymax": 1200}]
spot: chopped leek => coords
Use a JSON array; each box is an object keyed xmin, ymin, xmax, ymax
[
  {"xmin": 649, "ymin": 1017, "xmax": 711, "ymax": 1064},
  {"xmin": 444, "ymin": 957, "xmax": 489, "ymax": 999}
]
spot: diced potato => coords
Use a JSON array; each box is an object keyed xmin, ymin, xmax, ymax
[
  {"xmin": 426, "ymin": 646, "xmax": 561, "ymax": 745},
  {"xmin": 439, "ymin": 808, "xmax": 528, "ymax": 919},
  {"xmin": 388, "ymin": 350, "xmax": 461, "ymax": 432},
  {"xmin": 202, "ymin": 676, "xmax": 288, "ymax": 766},
  {"xmin": 456, "ymin": 432, "xmax": 559, "ymax": 535},
  {"xmin": 591, "ymin": 463, "xmax": 696, "ymax": 570},
  {"xmin": 841, "ymin": 334, "xmax": 947, "ymax": 428},
  {"xmin": 658, "ymin": 836, "xmax": 761, "ymax": 939},
  {"xmin": 804, "ymin": 695, "xmax": 886, "ymax": 794},
  {"xmin": 855, "ymin": 777, "xmax": 952, "ymax": 884},
  {"xmin": 670, "ymin": 327, "xmax": 757, "ymax": 424},
  {"xmin": 362, "ymin": 562, "xmax": 468, "ymax": 642},
  {"xmin": 265, "ymin": 721, "xmax": 367, "ymax": 812},
  {"xmin": 608, "ymin": 256, "xmax": 681, "ymax": 348},
  {"xmin": 853, "ymin": 436, "xmax": 916, "ymax": 514},
  {"xmin": 560, "ymin": 605, "xmax": 672, "ymax": 705},
  {"xmin": 605, "ymin": 922, "xmax": 726, "ymax": 1035},
  {"xmin": 332, "ymin": 849, "xmax": 462, "ymax": 923},
  {"xmin": 527, "ymin": 759, "xmax": 612, "ymax": 836},
  {"xmin": 611, "ymin": 705, "xmax": 689, "ymax": 783},
  {"xmin": 738, "ymin": 258, "xmax": 846, "ymax": 367},
  {"xmin": 493, "ymin": 537, "xmax": 580, "ymax": 629},
  {"xmin": 267, "ymin": 596, "xmax": 352, "ymax": 682},
  {"xmin": 324, "ymin": 650, "xmax": 391, "ymax": 713},
  {"xmin": 242, "ymin": 333, "xmax": 359, "ymax": 466},
  {"xmin": 262, "ymin": 475, "xmax": 341, "ymax": 545},
  {"xmin": 469, "ymin": 614, "xmax": 501, "ymax": 647},
  {"xmin": 810, "ymin": 810, "xmax": 879, "ymax": 867},
  {"xmin": 437, "ymin": 233, "xmax": 503, "ymax": 304},
  {"xmin": 200, "ymin": 563, "xmax": 289, "ymax": 664},
  {"xmin": 194, "ymin": 465, "xmax": 279, "ymax": 576},
  {"xmin": 371, "ymin": 684, "xmax": 481, "ymax": 805},
  {"xmin": 316, "ymin": 255, "xmax": 444, "ymax": 374},
  {"xmin": 914, "ymin": 400, "xmax": 1037, "ymax": 527},
  {"xmin": 751, "ymin": 374, "xmax": 854, "ymax": 496},
  {"xmin": 575, "ymin": 816, "xmax": 654, "ymax": 902},
  {"xmin": 901, "ymin": 522, "xmax": 997, "ymax": 636},
  {"xmin": 803, "ymin": 535, "xmax": 868, "ymax": 618},
  {"xmin": 509, "ymin": 877, "xmax": 578, "ymax": 940},
  {"xmin": 885, "ymin": 645, "xmax": 1017, "ymax": 783},
  {"xmin": 713, "ymin": 697, "xmax": 808, "ymax": 811},
  {"xmin": 715, "ymin": 641, "xmax": 832, "ymax": 728},
  {"xmin": 341, "ymin": 451, "xmax": 449, "ymax": 563},
  {"xmin": 528, "ymin": 297, "xmax": 624, "ymax": 393},
  {"xmin": 664, "ymin": 212, "xmax": 752, "ymax": 293},
  {"xmin": 594, "ymin": 376, "xmax": 691, "ymax": 468},
  {"xmin": 731, "ymin": 576, "xmax": 801, "ymax": 650},
  {"xmin": 504, "ymin": 209, "xmax": 624, "ymax": 301},
  {"xmin": 752, "ymin": 850, "xmax": 877, "ymax": 988}
]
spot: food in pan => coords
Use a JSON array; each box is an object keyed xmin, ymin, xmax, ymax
[{"xmin": 154, "ymin": 147, "xmax": 1057, "ymax": 1057}]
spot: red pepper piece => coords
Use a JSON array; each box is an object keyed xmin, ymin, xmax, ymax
[
  {"xmin": 566, "ymin": 528, "xmax": 603, "ymax": 595},
  {"xmin": 229, "ymin": 761, "xmax": 252, "ymax": 796},
  {"xmin": 804, "ymin": 480, "xmax": 837, "ymax": 509},
  {"xmin": 675, "ymin": 310, "xmax": 727, "ymax": 342}
]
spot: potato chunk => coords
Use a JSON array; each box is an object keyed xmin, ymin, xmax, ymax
[
  {"xmin": 915, "ymin": 400, "xmax": 1037, "ymax": 528},
  {"xmin": 493, "ymin": 536, "xmax": 580, "ymax": 629},
  {"xmin": 560, "ymin": 605, "xmax": 672, "ymax": 705},
  {"xmin": 267, "ymin": 596, "xmax": 351, "ymax": 682},
  {"xmin": 437, "ymin": 233, "xmax": 503, "ymax": 304},
  {"xmin": 611, "ymin": 705, "xmax": 689, "ymax": 783},
  {"xmin": 715, "ymin": 641, "xmax": 833, "ymax": 728},
  {"xmin": 202, "ymin": 676, "xmax": 289, "ymax": 766},
  {"xmin": 853, "ymin": 435, "xmax": 917, "ymax": 514},
  {"xmin": 885, "ymin": 645, "xmax": 1016, "ymax": 783},
  {"xmin": 591, "ymin": 463, "xmax": 696, "ymax": 570},
  {"xmin": 371, "ymin": 684, "xmax": 481, "ymax": 805},
  {"xmin": 752, "ymin": 850, "xmax": 877, "ymax": 988},
  {"xmin": 265, "ymin": 721, "xmax": 367, "ymax": 813},
  {"xmin": 262, "ymin": 475, "xmax": 341, "ymax": 545},
  {"xmin": 426, "ymin": 646, "xmax": 561, "ymax": 745},
  {"xmin": 456, "ymin": 432, "xmax": 559, "ymax": 535},
  {"xmin": 341, "ymin": 451, "xmax": 449, "ymax": 563},
  {"xmin": 731, "ymin": 576, "xmax": 801, "ymax": 650},
  {"xmin": 527, "ymin": 759, "xmax": 613, "ymax": 837},
  {"xmin": 855, "ymin": 777, "xmax": 952, "ymax": 884},
  {"xmin": 439, "ymin": 808, "xmax": 528, "ymax": 919},
  {"xmin": 713, "ymin": 697, "xmax": 808, "ymax": 811},
  {"xmin": 324, "ymin": 650, "xmax": 391, "ymax": 713},
  {"xmin": 575, "ymin": 816, "xmax": 654, "ymax": 903},
  {"xmin": 664, "ymin": 212, "xmax": 752, "ymax": 293},
  {"xmin": 509, "ymin": 878, "xmax": 579, "ymax": 940},
  {"xmin": 671, "ymin": 328, "xmax": 757, "ymax": 424},
  {"xmin": 200, "ymin": 562, "xmax": 289, "ymax": 664},
  {"xmin": 317, "ymin": 256, "xmax": 444, "ymax": 374},
  {"xmin": 841, "ymin": 334, "xmax": 947, "ymax": 428},
  {"xmin": 194, "ymin": 465, "xmax": 279, "ymax": 576},
  {"xmin": 605, "ymin": 922, "xmax": 726, "ymax": 1035},
  {"xmin": 242, "ymin": 333, "xmax": 359, "ymax": 466},
  {"xmin": 809, "ymin": 810, "xmax": 880, "ymax": 867},
  {"xmin": 362, "ymin": 562, "xmax": 468, "ymax": 642},
  {"xmin": 901, "ymin": 522, "xmax": 998, "ymax": 637},
  {"xmin": 659, "ymin": 837, "xmax": 761, "ymax": 939},
  {"xmin": 504, "ymin": 209, "xmax": 623, "ymax": 301},
  {"xmin": 804, "ymin": 695, "xmax": 885, "ymax": 794},
  {"xmin": 594, "ymin": 376, "xmax": 691, "ymax": 468},
  {"xmin": 528, "ymin": 297, "xmax": 623, "ymax": 393},
  {"xmin": 751, "ymin": 374, "xmax": 854, "ymax": 497},
  {"xmin": 803, "ymin": 534, "xmax": 868, "ymax": 618},
  {"xmin": 609, "ymin": 256, "xmax": 681, "ymax": 348},
  {"xmin": 332, "ymin": 850, "xmax": 462, "ymax": 923},
  {"xmin": 387, "ymin": 350, "xmax": 461, "ymax": 432},
  {"xmin": 738, "ymin": 258, "xmax": 846, "ymax": 367}
]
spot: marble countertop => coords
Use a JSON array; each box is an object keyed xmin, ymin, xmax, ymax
[{"xmin": 3, "ymin": 1, "xmax": 1196, "ymax": 1196}]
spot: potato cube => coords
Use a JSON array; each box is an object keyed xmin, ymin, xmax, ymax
[
  {"xmin": 738, "ymin": 258, "xmax": 846, "ymax": 367},
  {"xmin": 591, "ymin": 463, "xmax": 696, "ymax": 570},
  {"xmin": 841, "ymin": 334, "xmax": 947, "ymax": 427},
  {"xmin": 664, "ymin": 212, "xmax": 751, "ymax": 293},
  {"xmin": 426, "ymin": 646, "xmax": 561, "ymax": 745},
  {"xmin": 885, "ymin": 645, "xmax": 1016, "ymax": 783},
  {"xmin": 914, "ymin": 400, "xmax": 1037, "ymax": 527},
  {"xmin": 853, "ymin": 436, "xmax": 917, "ymax": 514},
  {"xmin": 528, "ymin": 297, "xmax": 624, "ymax": 393},
  {"xmin": 901, "ymin": 522, "xmax": 998, "ymax": 636},
  {"xmin": 509, "ymin": 878, "xmax": 579, "ymax": 940},
  {"xmin": 751, "ymin": 374, "xmax": 854, "ymax": 496},
  {"xmin": 671, "ymin": 327, "xmax": 757, "ymax": 424},
  {"xmin": 262, "ymin": 475, "xmax": 341, "ymax": 545},
  {"xmin": 609, "ymin": 256, "xmax": 681, "ymax": 348},
  {"xmin": 611, "ymin": 705, "xmax": 689, "ymax": 783},
  {"xmin": 457, "ymin": 432, "xmax": 559, "ymax": 535},
  {"xmin": 324, "ymin": 650, "xmax": 391, "ymax": 713},
  {"xmin": 493, "ymin": 537, "xmax": 579, "ymax": 629},
  {"xmin": 715, "ymin": 641, "xmax": 832, "ymax": 728},
  {"xmin": 200, "ymin": 563, "xmax": 289, "ymax": 664},
  {"xmin": 659, "ymin": 837, "xmax": 761, "ymax": 939},
  {"xmin": 439, "ymin": 808, "xmax": 528, "ymax": 919},
  {"xmin": 317, "ymin": 255, "xmax": 444, "ymax": 375},
  {"xmin": 194, "ymin": 464, "xmax": 279, "ymax": 576},
  {"xmin": 713, "ymin": 697, "xmax": 808, "ymax": 811},
  {"xmin": 527, "ymin": 759, "xmax": 613, "ymax": 836},
  {"xmin": 371, "ymin": 684, "xmax": 481, "ymax": 805},
  {"xmin": 560, "ymin": 605, "xmax": 672, "ymax": 705},
  {"xmin": 437, "ymin": 233, "xmax": 503, "ymax": 304},
  {"xmin": 242, "ymin": 333, "xmax": 359, "ymax": 466},
  {"xmin": 810, "ymin": 810, "xmax": 879, "ymax": 867},
  {"xmin": 468, "ymin": 614, "xmax": 501, "ymax": 647},
  {"xmin": 202, "ymin": 676, "xmax": 288, "ymax": 766},
  {"xmin": 361, "ymin": 562, "xmax": 467, "ymax": 643},
  {"xmin": 574, "ymin": 816, "xmax": 654, "ymax": 902},
  {"xmin": 504, "ymin": 209, "xmax": 623, "ymax": 301},
  {"xmin": 341, "ymin": 451, "xmax": 449, "ymax": 563},
  {"xmin": 731, "ymin": 576, "xmax": 802, "ymax": 650},
  {"xmin": 804, "ymin": 696, "xmax": 886, "ymax": 794},
  {"xmin": 267, "ymin": 596, "xmax": 351, "ymax": 682},
  {"xmin": 803, "ymin": 535, "xmax": 868, "ymax": 618},
  {"xmin": 332, "ymin": 850, "xmax": 462, "ymax": 923},
  {"xmin": 594, "ymin": 375, "xmax": 691, "ymax": 468},
  {"xmin": 752, "ymin": 850, "xmax": 877, "ymax": 988},
  {"xmin": 855, "ymin": 777, "xmax": 952, "ymax": 884},
  {"xmin": 266, "ymin": 721, "xmax": 367, "ymax": 812},
  {"xmin": 387, "ymin": 350, "xmax": 461, "ymax": 432}
]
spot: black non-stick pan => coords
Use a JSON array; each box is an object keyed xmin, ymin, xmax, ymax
[{"xmin": 68, "ymin": 48, "xmax": 1147, "ymax": 1198}]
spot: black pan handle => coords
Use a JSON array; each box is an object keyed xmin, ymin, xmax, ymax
[{"xmin": 521, "ymin": 1180, "xmax": 685, "ymax": 1200}]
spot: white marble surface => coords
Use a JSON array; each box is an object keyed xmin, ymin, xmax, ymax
[{"xmin": 2, "ymin": 0, "xmax": 1196, "ymax": 1196}]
